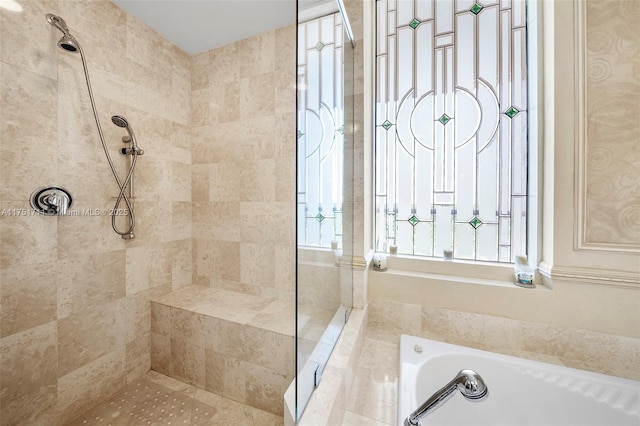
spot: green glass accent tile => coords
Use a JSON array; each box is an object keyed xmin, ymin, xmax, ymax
[
  {"xmin": 409, "ymin": 18, "xmax": 421, "ymax": 29},
  {"xmin": 469, "ymin": 216, "xmax": 483, "ymax": 229},
  {"xmin": 382, "ymin": 120, "xmax": 393, "ymax": 130},
  {"xmin": 316, "ymin": 42, "xmax": 325, "ymax": 51},
  {"xmin": 438, "ymin": 114, "xmax": 451, "ymax": 125},
  {"xmin": 470, "ymin": 3, "xmax": 484, "ymax": 15},
  {"xmin": 337, "ymin": 125, "xmax": 344, "ymax": 134},
  {"xmin": 505, "ymin": 106, "xmax": 520, "ymax": 118},
  {"xmin": 297, "ymin": 130, "xmax": 304, "ymax": 139},
  {"xmin": 316, "ymin": 212, "xmax": 325, "ymax": 222},
  {"xmin": 408, "ymin": 215, "xmax": 419, "ymax": 226}
]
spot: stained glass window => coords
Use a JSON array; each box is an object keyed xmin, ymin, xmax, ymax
[
  {"xmin": 375, "ymin": 0, "xmax": 529, "ymax": 262},
  {"xmin": 298, "ymin": 13, "xmax": 345, "ymax": 248}
]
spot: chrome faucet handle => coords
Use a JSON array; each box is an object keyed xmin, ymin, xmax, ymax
[
  {"xmin": 44, "ymin": 192, "xmax": 70, "ymax": 215},
  {"xmin": 31, "ymin": 186, "xmax": 73, "ymax": 216}
]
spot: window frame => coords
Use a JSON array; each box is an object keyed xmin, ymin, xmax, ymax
[{"xmin": 370, "ymin": 0, "xmax": 543, "ymax": 282}]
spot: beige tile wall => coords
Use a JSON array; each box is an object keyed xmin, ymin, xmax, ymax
[
  {"xmin": 190, "ymin": 25, "xmax": 296, "ymax": 303},
  {"xmin": 368, "ymin": 298, "xmax": 640, "ymax": 381},
  {"xmin": 0, "ymin": 0, "xmax": 192, "ymax": 424}
]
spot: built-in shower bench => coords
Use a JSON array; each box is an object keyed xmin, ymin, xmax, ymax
[{"xmin": 150, "ymin": 284, "xmax": 294, "ymax": 416}]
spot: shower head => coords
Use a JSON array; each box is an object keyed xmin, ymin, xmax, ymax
[
  {"xmin": 58, "ymin": 34, "xmax": 79, "ymax": 52},
  {"xmin": 111, "ymin": 115, "xmax": 129, "ymax": 128},
  {"xmin": 454, "ymin": 369, "xmax": 489, "ymax": 401},
  {"xmin": 111, "ymin": 115, "xmax": 141, "ymax": 152},
  {"xmin": 46, "ymin": 13, "xmax": 80, "ymax": 53},
  {"xmin": 405, "ymin": 369, "xmax": 489, "ymax": 426}
]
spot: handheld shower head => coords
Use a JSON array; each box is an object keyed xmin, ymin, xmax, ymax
[
  {"xmin": 405, "ymin": 369, "xmax": 488, "ymax": 426},
  {"xmin": 454, "ymin": 369, "xmax": 489, "ymax": 401},
  {"xmin": 111, "ymin": 115, "xmax": 142, "ymax": 152},
  {"xmin": 111, "ymin": 115, "xmax": 129, "ymax": 128}
]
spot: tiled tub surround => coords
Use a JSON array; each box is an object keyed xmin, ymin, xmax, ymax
[
  {"xmin": 150, "ymin": 285, "xmax": 294, "ymax": 417},
  {"xmin": 368, "ymin": 298, "xmax": 640, "ymax": 382}
]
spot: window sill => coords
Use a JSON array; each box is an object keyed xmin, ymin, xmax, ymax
[
  {"xmin": 370, "ymin": 265, "xmax": 549, "ymax": 291},
  {"xmin": 381, "ymin": 253, "xmax": 518, "ymax": 282}
]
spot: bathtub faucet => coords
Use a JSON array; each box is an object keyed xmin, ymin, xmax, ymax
[{"xmin": 404, "ymin": 369, "xmax": 489, "ymax": 426}]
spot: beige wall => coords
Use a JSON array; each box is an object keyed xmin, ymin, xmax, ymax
[
  {"xmin": 2, "ymin": 1, "xmax": 187, "ymax": 424},
  {"xmin": 358, "ymin": 0, "xmax": 640, "ymax": 378},
  {"xmin": 1, "ymin": 0, "xmax": 297, "ymax": 424},
  {"xmin": 190, "ymin": 26, "xmax": 296, "ymax": 303}
]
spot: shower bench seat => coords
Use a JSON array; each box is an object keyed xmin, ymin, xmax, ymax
[{"xmin": 149, "ymin": 284, "xmax": 294, "ymax": 417}]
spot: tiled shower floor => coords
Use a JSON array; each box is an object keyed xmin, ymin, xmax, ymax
[{"xmin": 67, "ymin": 371, "xmax": 283, "ymax": 426}]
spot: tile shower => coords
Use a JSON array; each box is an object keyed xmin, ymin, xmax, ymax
[{"xmin": 0, "ymin": 0, "xmax": 295, "ymax": 424}]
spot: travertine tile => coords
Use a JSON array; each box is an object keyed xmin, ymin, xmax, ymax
[
  {"xmin": 204, "ymin": 315, "xmax": 247, "ymax": 356},
  {"xmin": 168, "ymin": 238, "xmax": 193, "ymax": 290},
  {"xmin": 57, "ymin": 348, "xmax": 126, "ymax": 424},
  {"xmin": 240, "ymin": 242, "xmax": 276, "ymax": 288},
  {"xmin": 205, "ymin": 349, "xmax": 246, "ymax": 404},
  {"xmin": 0, "ymin": 204, "xmax": 58, "ymax": 269},
  {"xmin": 192, "ymin": 202, "xmax": 241, "ymax": 242},
  {"xmin": 151, "ymin": 302, "xmax": 171, "ymax": 336},
  {"xmin": 243, "ymin": 325, "xmax": 294, "ymax": 376},
  {"xmin": 0, "ymin": 61, "xmax": 57, "ymax": 200},
  {"xmin": 56, "ymin": 199, "xmax": 126, "ymax": 258},
  {"xmin": 275, "ymin": 25, "xmax": 296, "ymax": 72},
  {"xmin": 192, "ymin": 164, "xmax": 210, "ymax": 201},
  {"xmin": 343, "ymin": 411, "xmax": 392, "ymax": 426},
  {"xmin": 170, "ymin": 336, "xmax": 205, "ymax": 388},
  {"xmin": 0, "ymin": 383, "xmax": 58, "ymax": 426},
  {"xmin": 207, "ymin": 42, "xmax": 241, "ymax": 84},
  {"xmin": 125, "ymin": 244, "xmax": 171, "ymax": 295},
  {"xmin": 57, "ymin": 249, "xmax": 125, "ymax": 318},
  {"xmin": 209, "ymin": 162, "xmax": 241, "ymax": 202},
  {"xmin": 125, "ymin": 331, "xmax": 150, "ymax": 382},
  {"xmin": 345, "ymin": 337, "xmax": 398, "ymax": 425},
  {"xmin": 151, "ymin": 332, "xmax": 171, "ymax": 376},
  {"xmin": 0, "ymin": 322, "xmax": 57, "ymax": 403},
  {"xmin": 369, "ymin": 298, "xmax": 421, "ymax": 335},
  {"xmin": 239, "ymin": 159, "xmax": 276, "ymax": 202},
  {"xmin": 0, "ymin": 0, "xmax": 59, "ymax": 80},
  {"xmin": 171, "ymin": 307, "xmax": 206, "ymax": 347},
  {"xmin": 195, "ymin": 240, "xmax": 239, "ymax": 283},
  {"xmin": 239, "ymin": 73, "xmax": 275, "ymax": 120},
  {"xmin": 1, "ymin": 261, "xmax": 58, "ymax": 337},
  {"xmin": 57, "ymin": 298, "xmax": 126, "ymax": 376},
  {"xmin": 244, "ymin": 362, "xmax": 291, "ymax": 417},
  {"xmin": 238, "ymin": 31, "xmax": 275, "ymax": 78},
  {"xmin": 191, "ymin": 51, "xmax": 210, "ymax": 91}
]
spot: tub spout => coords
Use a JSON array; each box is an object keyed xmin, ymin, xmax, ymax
[{"xmin": 405, "ymin": 369, "xmax": 488, "ymax": 426}]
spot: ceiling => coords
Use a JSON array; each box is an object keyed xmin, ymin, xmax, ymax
[{"xmin": 113, "ymin": 0, "xmax": 332, "ymax": 55}]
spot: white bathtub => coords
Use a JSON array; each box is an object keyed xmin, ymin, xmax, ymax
[{"xmin": 398, "ymin": 335, "xmax": 640, "ymax": 426}]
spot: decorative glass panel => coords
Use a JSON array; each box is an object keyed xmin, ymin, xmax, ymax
[
  {"xmin": 375, "ymin": 0, "xmax": 529, "ymax": 262},
  {"xmin": 298, "ymin": 13, "xmax": 344, "ymax": 248}
]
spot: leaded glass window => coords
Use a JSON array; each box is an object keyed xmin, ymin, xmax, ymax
[
  {"xmin": 298, "ymin": 13, "xmax": 345, "ymax": 248},
  {"xmin": 375, "ymin": 0, "xmax": 529, "ymax": 262}
]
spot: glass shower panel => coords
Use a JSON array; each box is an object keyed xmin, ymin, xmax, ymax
[{"xmin": 295, "ymin": 0, "xmax": 354, "ymax": 421}]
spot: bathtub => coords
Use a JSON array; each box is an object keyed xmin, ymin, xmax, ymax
[{"xmin": 398, "ymin": 335, "xmax": 640, "ymax": 426}]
